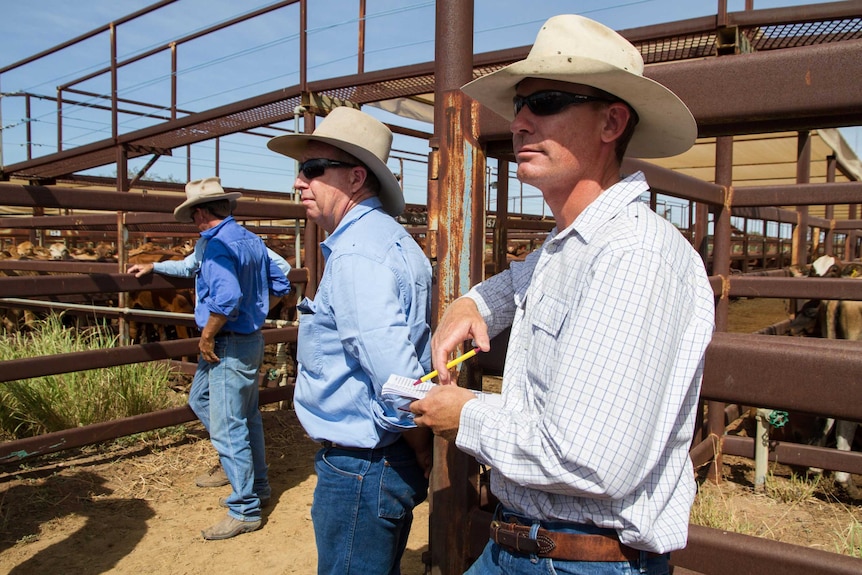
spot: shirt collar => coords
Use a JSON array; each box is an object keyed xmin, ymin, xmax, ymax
[
  {"xmin": 551, "ymin": 171, "xmax": 649, "ymax": 245},
  {"xmin": 321, "ymin": 197, "xmax": 385, "ymax": 258},
  {"xmin": 200, "ymin": 215, "xmax": 235, "ymax": 240}
]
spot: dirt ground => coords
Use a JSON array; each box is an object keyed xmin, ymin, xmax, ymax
[
  {"xmin": 0, "ymin": 297, "xmax": 860, "ymax": 574},
  {"xmin": 0, "ymin": 408, "xmax": 431, "ymax": 575}
]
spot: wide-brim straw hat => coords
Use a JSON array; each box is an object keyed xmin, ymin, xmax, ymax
[
  {"xmin": 461, "ymin": 14, "xmax": 697, "ymax": 158},
  {"xmin": 267, "ymin": 107, "xmax": 405, "ymax": 217},
  {"xmin": 174, "ymin": 176, "xmax": 242, "ymax": 223}
]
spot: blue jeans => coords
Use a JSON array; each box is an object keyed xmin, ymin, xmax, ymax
[
  {"xmin": 311, "ymin": 439, "xmax": 428, "ymax": 575},
  {"xmin": 465, "ymin": 512, "xmax": 669, "ymax": 575},
  {"xmin": 189, "ymin": 331, "xmax": 268, "ymax": 521}
]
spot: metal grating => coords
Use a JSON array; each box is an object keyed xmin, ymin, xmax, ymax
[
  {"xmin": 743, "ymin": 17, "xmax": 862, "ymax": 50},
  {"xmin": 634, "ymin": 16, "xmax": 862, "ymax": 63},
  {"xmin": 5, "ymin": 11, "xmax": 862, "ymax": 183},
  {"xmin": 136, "ymin": 95, "xmax": 303, "ymax": 152},
  {"xmin": 636, "ymin": 33, "xmax": 718, "ymax": 64},
  {"xmin": 324, "ymin": 74, "xmax": 437, "ymax": 106}
]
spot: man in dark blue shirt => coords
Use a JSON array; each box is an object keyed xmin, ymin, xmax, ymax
[{"xmin": 172, "ymin": 177, "xmax": 290, "ymax": 540}]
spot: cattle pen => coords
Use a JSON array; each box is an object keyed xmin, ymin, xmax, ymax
[{"xmin": 2, "ymin": 1, "xmax": 862, "ymax": 574}]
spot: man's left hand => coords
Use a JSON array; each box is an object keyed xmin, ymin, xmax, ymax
[
  {"xmin": 411, "ymin": 385, "xmax": 476, "ymax": 442},
  {"xmin": 199, "ymin": 335, "xmax": 219, "ymax": 363}
]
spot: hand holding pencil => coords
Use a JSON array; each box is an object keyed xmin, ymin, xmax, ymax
[{"xmin": 415, "ymin": 347, "xmax": 479, "ymax": 385}]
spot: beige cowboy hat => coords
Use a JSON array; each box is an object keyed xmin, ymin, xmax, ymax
[
  {"xmin": 174, "ymin": 176, "xmax": 242, "ymax": 223},
  {"xmin": 267, "ymin": 106, "xmax": 405, "ymax": 216},
  {"xmin": 461, "ymin": 14, "xmax": 697, "ymax": 159}
]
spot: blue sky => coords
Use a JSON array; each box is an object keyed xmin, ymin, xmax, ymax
[{"xmin": 0, "ymin": 0, "xmax": 857, "ymax": 213}]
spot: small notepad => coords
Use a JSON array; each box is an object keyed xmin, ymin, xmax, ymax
[
  {"xmin": 382, "ymin": 373, "xmax": 502, "ymax": 406},
  {"xmin": 382, "ymin": 374, "xmax": 431, "ymax": 400}
]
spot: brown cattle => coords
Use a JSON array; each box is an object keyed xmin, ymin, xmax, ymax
[
  {"xmin": 127, "ymin": 242, "xmax": 187, "ymax": 264},
  {"xmin": 70, "ymin": 241, "xmax": 116, "ymax": 261},
  {"xmin": 127, "ymin": 288, "xmax": 196, "ymax": 343},
  {"xmin": 48, "ymin": 242, "xmax": 71, "ymax": 260},
  {"xmin": 126, "ymin": 249, "xmax": 196, "ymax": 344},
  {"xmin": 15, "ymin": 241, "xmax": 51, "ymax": 260}
]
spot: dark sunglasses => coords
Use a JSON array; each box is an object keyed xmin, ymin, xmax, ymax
[
  {"xmin": 298, "ymin": 158, "xmax": 358, "ymax": 179},
  {"xmin": 513, "ymin": 90, "xmax": 612, "ymax": 117}
]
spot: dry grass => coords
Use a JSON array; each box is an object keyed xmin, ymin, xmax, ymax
[
  {"xmin": 0, "ymin": 314, "xmax": 182, "ymax": 439},
  {"xmin": 691, "ymin": 455, "xmax": 862, "ymax": 555}
]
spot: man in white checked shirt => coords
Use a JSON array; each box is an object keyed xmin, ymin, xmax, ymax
[{"xmin": 411, "ymin": 14, "xmax": 715, "ymax": 575}]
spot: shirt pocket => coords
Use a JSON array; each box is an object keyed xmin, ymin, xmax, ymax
[
  {"xmin": 526, "ymin": 292, "xmax": 569, "ymax": 392},
  {"xmin": 297, "ymin": 297, "xmax": 322, "ymax": 375}
]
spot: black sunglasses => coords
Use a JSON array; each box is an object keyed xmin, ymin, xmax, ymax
[
  {"xmin": 298, "ymin": 158, "xmax": 358, "ymax": 179},
  {"xmin": 513, "ymin": 90, "xmax": 612, "ymax": 117}
]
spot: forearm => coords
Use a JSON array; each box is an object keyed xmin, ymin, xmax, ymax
[
  {"xmin": 198, "ymin": 312, "xmax": 228, "ymax": 363},
  {"xmin": 153, "ymin": 258, "xmax": 196, "ymax": 277},
  {"xmin": 201, "ymin": 312, "xmax": 228, "ymax": 340}
]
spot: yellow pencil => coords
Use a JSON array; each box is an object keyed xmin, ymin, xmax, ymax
[{"xmin": 415, "ymin": 347, "xmax": 480, "ymax": 385}]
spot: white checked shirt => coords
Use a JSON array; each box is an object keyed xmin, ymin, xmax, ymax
[{"xmin": 456, "ymin": 171, "xmax": 715, "ymax": 553}]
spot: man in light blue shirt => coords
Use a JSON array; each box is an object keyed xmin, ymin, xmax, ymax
[{"xmin": 268, "ymin": 107, "xmax": 432, "ymax": 574}]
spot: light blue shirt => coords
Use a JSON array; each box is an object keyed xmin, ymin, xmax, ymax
[
  {"xmin": 294, "ymin": 198, "xmax": 432, "ymax": 448},
  {"xmin": 190, "ymin": 216, "xmax": 290, "ymax": 332}
]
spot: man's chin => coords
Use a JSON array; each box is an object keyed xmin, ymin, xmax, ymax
[{"xmin": 516, "ymin": 164, "xmax": 541, "ymax": 186}]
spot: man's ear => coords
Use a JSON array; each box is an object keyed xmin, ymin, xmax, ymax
[
  {"xmin": 601, "ymin": 102, "xmax": 631, "ymax": 145},
  {"xmin": 349, "ymin": 165, "xmax": 368, "ymax": 194}
]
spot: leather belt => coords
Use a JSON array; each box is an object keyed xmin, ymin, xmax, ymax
[
  {"xmin": 490, "ymin": 520, "xmax": 650, "ymax": 562},
  {"xmin": 321, "ymin": 440, "xmax": 370, "ymax": 451},
  {"xmin": 217, "ymin": 330, "xmax": 254, "ymax": 337}
]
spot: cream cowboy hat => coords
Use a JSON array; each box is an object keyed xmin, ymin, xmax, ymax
[
  {"xmin": 174, "ymin": 176, "xmax": 242, "ymax": 223},
  {"xmin": 267, "ymin": 106, "xmax": 405, "ymax": 216},
  {"xmin": 461, "ymin": 14, "xmax": 697, "ymax": 158}
]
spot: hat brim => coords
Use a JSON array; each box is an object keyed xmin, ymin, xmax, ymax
[
  {"xmin": 268, "ymin": 134, "xmax": 405, "ymax": 217},
  {"xmin": 461, "ymin": 55, "xmax": 697, "ymax": 159},
  {"xmin": 174, "ymin": 193, "xmax": 242, "ymax": 223}
]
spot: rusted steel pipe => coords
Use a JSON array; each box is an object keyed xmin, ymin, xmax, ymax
[
  {"xmin": 0, "ymin": 327, "xmax": 296, "ymax": 383},
  {"xmin": 723, "ymin": 435, "xmax": 862, "ymax": 476},
  {"xmin": 709, "ymin": 275, "xmax": 862, "ymax": 300},
  {"xmin": 0, "ymin": 272, "xmax": 190, "ymax": 298},
  {"xmin": 705, "ymin": 136, "xmax": 735, "ymax": 482},
  {"xmin": 0, "ymin": 183, "xmax": 306, "ymax": 219},
  {"xmin": 623, "ymin": 158, "xmax": 725, "ymax": 206},
  {"xmin": 702, "ymin": 332, "xmax": 862, "ymax": 422},
  {"xmin": 733, "ymin": 182, "xmax": 862, "ymax": 207},
  {"xmin": 430, "ymin": 1, "xmax": 482, "ymax": 573},
  {"xmin": 651, "ymin": 39, "xmax": 862, "ymax": 136},
  {"xmin": 688, "ymin": 433, "xmax": 720, "ymax": 469},
  {"xmin": 671, "ymin": 524, "xmax": 862, "ymax": 575},
  {"xmin": 0, "ymin": 384, "xmax": 293, "ymax": 464},
  {"xmin": 0, "ymin": 262, "xmax": 308, "ymax": 285}
]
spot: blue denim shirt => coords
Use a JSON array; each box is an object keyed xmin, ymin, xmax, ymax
[
  {"xmin": 194, "ymin": 216, "xmax": 290, "ymax": 332},
  {"xmin": 295, "ymin": 198, "xmax": 432, "ymax": 447}
]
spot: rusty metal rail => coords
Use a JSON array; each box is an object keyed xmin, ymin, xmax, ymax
[
  {"xmin": 0, "ymin": 269, "xmax": 301, "ymax": 464},
  {"xmin": 0, "ymin": 182, "xmax": 305, "ymax": 220},
  {"xmin": 704, "ymin": 332, "xmax": 862, "ymax": 423},
  {"xmin": 0, "ymin": 326, "xmax": 295, "ymax": 384},
  {"xmin": 0, "ymin": 384, "xmax": 294, "ymax": 465},
  {"xmin": 0, "ymin": 327, "xmax": 296, "ymax": 464},
  {"xmin": 670, "ymin": 524, "xmax": 862, "ymax": 575}
]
